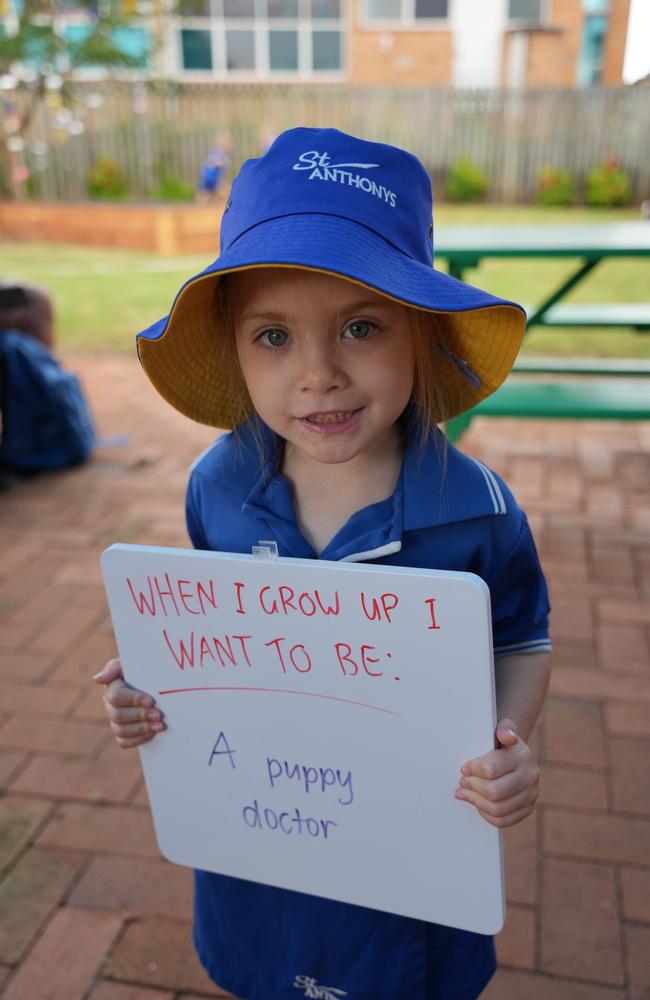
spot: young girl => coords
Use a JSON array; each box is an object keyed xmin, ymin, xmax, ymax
[{"xmin": 95, "ymin": 127, "xmax": 551, "ymax": 1000}]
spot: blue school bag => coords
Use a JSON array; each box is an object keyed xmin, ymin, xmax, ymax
[{"xmin": 0, "ymin": 329, "xmax": 96, "ymax": 472}]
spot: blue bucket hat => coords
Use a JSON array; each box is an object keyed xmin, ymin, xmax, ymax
[{"xmin": 137, "ymin": 126, "xmax": 526, "ymax": 427}]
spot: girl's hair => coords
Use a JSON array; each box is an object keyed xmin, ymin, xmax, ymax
[
  {"xmin": 214, "ymin": 276, "xmax": 253, "ymax": 429},
  {"xmin": 214, "ymin": 273, "xmax": 455, "ymax": 456}
]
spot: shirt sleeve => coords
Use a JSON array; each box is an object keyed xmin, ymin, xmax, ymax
[
  {"xmin": 485, "ymin": 511, "xmax": 551, "ymax": 658},
  {"xmin": 185, "ymin": 471, "xmax": 210, "ymax": 551}
]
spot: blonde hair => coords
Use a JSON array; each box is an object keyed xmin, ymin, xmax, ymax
[
  {"xmin": 214, "ymin": 276, "xmax": 253, "ymax": 428},
  {"xmin": 407, "ymin": 306, "xmax": 460, "ymax": 444}
]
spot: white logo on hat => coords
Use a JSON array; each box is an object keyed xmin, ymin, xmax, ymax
[
  {"xmin": 292, "ymin": 150, "xmax": 397, "ymax": 208},
  {"xmin": 293, "ymin": 974, "xmax": 348, "ymax": 998},
  {"xmin": 294, "ymin": 151, "xmax": 378, "ymax": 171}
]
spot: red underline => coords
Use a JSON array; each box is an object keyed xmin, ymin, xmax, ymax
[{"xmin": 157, "ymin": 685, "xmax": 399, "ymax": 715}]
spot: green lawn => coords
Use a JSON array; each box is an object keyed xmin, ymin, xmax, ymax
[{"xmin": 1, "ymin": 205, "xmax": 648, "ymax": 358}]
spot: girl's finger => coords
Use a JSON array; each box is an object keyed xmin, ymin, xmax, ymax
[
  {"xmin": 495, "ymin": 718, "xmax": 519, "ymax": 749},
  {"xmin": 459, "ymin": 763, "xmax": 538, "ymax": 802},
  {"xmin": 104, "ymin": 679, "xmax": 155, "ymax": 710},
  {"xmin": 477, "ymin": 804, "xmax": 535, "ymax": 829},
  {"xmin": 106, "ymin": 705, "xmax": 163, "ymax": 726},
  {"xmin": 110, "ymin": 718, "xmax": 165, "ymax": 741},
  {"xmin": 455, "ymin": 784, "xmax": 536, "ymax": 820},
  {"xmin": 115, "ymin": 731, "xmax": 157, "ymax": 750},
  {"xmin": 93, "ymin": 658, "xmax": 123, "ymax": 685},
  {"xmin": 461, "ymin": 744, "xmax": 523, "ymax": 781}
]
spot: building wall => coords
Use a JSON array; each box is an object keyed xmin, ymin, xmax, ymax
[
  {"xmin": 500, "ymin": 0, "xmax": 629, "ymax": 87},
  {"xmin": 521, "ymin": 0, "xmax": 575, "ymax": 85},
  {"xmin": 1, "ymin": 0, "xmax": 630, "ymax": 87},
  {"xmin": 601, "ymin": 0, "xmax": 630, "ymax": 84},
  {"xmin": 451, "ymin": 0, "xmax": 505, "ymax": 88},
  {"xmin": 349, "ymin": 8, "xmax": 452, "ymax": 84}
]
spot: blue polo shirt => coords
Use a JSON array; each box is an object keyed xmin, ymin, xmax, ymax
[{"xmin": 185, "ymin": 419, "xmax": 551, "ymax": 1000}]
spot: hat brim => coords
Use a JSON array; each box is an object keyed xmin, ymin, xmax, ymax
[{"xmin": 137, "ymin": 214, "xmax": 526, "ymax": 428}]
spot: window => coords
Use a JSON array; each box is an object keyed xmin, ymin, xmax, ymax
[
  {"xmin": 367, "ymin": 0, "xmax": 400, "ymax": 17},
  {"xmin": 508, "ymin": 0, "xmax": 544, "ymax": 20},
  {"xmin": 181, "ymin": 27, "xmax": 213, "ymax": 69},
  {"xmin": 414, "ymin": 0, "xmax": 446, "ymax": 15},
  {"xmin": 577, "ymin": 13, "xmax": 606, "ymax": 85},
  {"xmin": 269, "ymin": 28, "xmax": 298, "ymax": 68},
  {"xmin": 312, "ymin": 27, "xmax": 339, "ymax": 69},
  {"xmin": 310, "ymin": 0, "xmax": 339, "ymax": 17},
  {"xmin": 223, "ymin": 0, "xmax": 255, "ymax": 15},
  {"xmin": 176, "ymin": 0, "xmax": 345, "ymax": 76},
  {"xmin": 268, "ymin": 0, "xmax": 299, "ymax": 16},
  {"xmin": 365, "ymin": 0, "xmax": 447, "ymax": 22},
  {"xmin": 225, "ymin": 28, "xmax": 255, "ymax": 68}
]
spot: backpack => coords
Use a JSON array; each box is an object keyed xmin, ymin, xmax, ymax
[{"xmin": 0, "ymin": 329, "xmax": 96, "ymax": 473}]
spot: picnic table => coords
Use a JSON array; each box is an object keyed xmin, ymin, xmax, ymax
[
  {"xmin": 436, "ymin": 221, "xmax": 650, "ymax": 330},
  {"xmin": 435, "ymin": 222, "xmax": 650, "ymax": 440}
]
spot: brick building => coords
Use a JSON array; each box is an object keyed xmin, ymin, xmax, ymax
[
  {"xmin": 154, "ymin": 0, "xmax": 630, "ymax": 86},
  {"xmin": 2, "ymin": 0, "xmax": 630, "ymax": 86}
]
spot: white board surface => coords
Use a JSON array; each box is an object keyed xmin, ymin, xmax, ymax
[{"xmin": 101, "ymin": 543, "xmax": 504, "ymax": 934}]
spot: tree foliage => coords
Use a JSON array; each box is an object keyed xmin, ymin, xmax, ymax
[
  {"xmin": 0, "ymin": 1, "xmax": 150, "ymax": 75},
  {"xmin": 0, "ymin": 1, "xmax": 155, "ymax": 196}
]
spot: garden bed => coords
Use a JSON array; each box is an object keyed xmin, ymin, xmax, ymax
[{"xmin": 0, "ymin": 200, "xmax": 225, "ymax": 255}]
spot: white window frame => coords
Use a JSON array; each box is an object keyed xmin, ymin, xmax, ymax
[
  {"xmin": 506, "ymin": 0, "xmax": 549, "ymax": 26},
  {"xmin": 360, "ymin": 0, "xmax": 450, "ymax": 31},
  {"xmin": 172, "ymin": 0, "xmax": 347, "ymax": 81}
]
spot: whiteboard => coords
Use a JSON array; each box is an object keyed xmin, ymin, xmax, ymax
[{"xmin": 101, "ymin": 543, "xmax": 504, "ymax": 934}]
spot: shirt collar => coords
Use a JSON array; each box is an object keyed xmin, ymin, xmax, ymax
[
  {"xmin": 403, "ymin": 427, "xmax": 508, "ymax": 530},
  {"xmin": 239, "ymin": 420, "xmax": 504, "ymax": 560}
]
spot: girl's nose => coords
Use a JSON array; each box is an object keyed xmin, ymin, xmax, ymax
[{"xmin": 297, "ymin": 339, "xmax": 344, "ymax": 393}]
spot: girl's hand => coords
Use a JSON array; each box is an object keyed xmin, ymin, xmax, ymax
[
  {"xmin": 94, "ymin": 658, "xmax": 165, "ymax": 749},
  {"xmin": 453, "ymin": 719, "xmax": 539, "ymax": 828}
]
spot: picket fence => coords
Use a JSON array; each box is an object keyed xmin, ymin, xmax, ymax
[{"xmin": 16, "ymin": 81, "xmax": 650, "ymax": 202}]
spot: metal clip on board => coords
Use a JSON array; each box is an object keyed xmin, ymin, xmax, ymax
[{"xmin": 252, "ymin": 540, "xmax": 279, "ymax": 561}]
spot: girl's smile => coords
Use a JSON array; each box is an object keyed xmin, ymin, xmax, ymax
[
  {"xmin": 231, "ymin": 267, "xmax": 416, "ymax": 473},
  {"xmin": 299, "ymin": 409, "xmax": 362, "ymax": 432}
]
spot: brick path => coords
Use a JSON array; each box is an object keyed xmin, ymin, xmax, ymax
[{"xmin": 1, "ymin": 352, "xmax": 649, "ymax": 1000}]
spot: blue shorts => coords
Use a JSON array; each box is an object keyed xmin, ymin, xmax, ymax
[
  {"xmin": 193, "ymin": 870, "xmax": 496, "ymax": 1000},
  {"xmin": 200, "ymin": 165, "xmax": 222, "ymax": 191}
]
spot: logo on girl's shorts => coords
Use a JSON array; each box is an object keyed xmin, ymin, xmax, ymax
[
  {"xmin": 292, "ymin": 973, "xmax": 348, "ymax": 998},
  {"xmin": 292, "ymin": 150, "xmax": 397, "ymax": 207}
]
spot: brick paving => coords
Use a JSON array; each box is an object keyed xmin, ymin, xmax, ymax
[{"xmin": 1, "ymin": 351, "xmax": 649, "ymax": 1000}]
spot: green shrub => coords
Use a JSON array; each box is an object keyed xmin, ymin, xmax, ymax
[
  {"xmin": 86, "ymin": 156, "xmax": 128, "ymax": 200},
  {"xmin": 585, "ymin": 157, "xmax": 631, "ymax": 207},
  {"xmin": 535, "ymin": 166, "xmax": 576, "ymax": 207},
  {"xmin": 444, "ymin": 157, "xmax": 488, "ymax": 203},
  {"xmin": 152, "ymin": 170, "xmax": 195, "ymax": 203}
]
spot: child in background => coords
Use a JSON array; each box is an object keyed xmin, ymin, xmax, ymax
[
  {"xmin": 197, "ymin": 134, "xmax": 231, "ymax": 201},
  {"xmin": 95, "ymin": 127, "xmax": 551, "ymax": 1000}
]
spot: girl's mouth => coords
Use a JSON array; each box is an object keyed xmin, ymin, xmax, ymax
[{"xmin": 299, "ymin": 409, "xmax": 362, "ymax": 433}]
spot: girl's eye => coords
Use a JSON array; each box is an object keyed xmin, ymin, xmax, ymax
[
  {"xmin": 345, "ymin": 320, "xmax": 373, "ymax": 340},
  {"xmin": 260, "ymin": 328, "xmax": 288, "ymax": 348}
]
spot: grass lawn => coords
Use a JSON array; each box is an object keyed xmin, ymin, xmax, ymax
[{"xmin": 1, "ymin": 205, "xmax": 648, "ymax": 358}]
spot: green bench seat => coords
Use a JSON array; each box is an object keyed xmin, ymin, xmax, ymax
[
  {"xmin": 513, "ymin": 357, "xmax": 650, "ymax": 376},
  {"xmin": 446, "ymin": 378, "xmax": 650, "ymax": 443},
  {"xmin": 524, "ymin": 303, "xmax": 650, "ymax": 329}
]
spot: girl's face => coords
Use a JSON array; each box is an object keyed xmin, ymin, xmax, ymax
[{"xmin": 231, "ymin": 268, "xmax": 415, "ymax": 469}]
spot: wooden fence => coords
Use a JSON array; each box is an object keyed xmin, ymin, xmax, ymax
[{"xmin": 15, "ymin": 81, "xmax": 650, "ymax": 203}]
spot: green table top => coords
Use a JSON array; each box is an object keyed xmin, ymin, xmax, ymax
[
  {"xmin": 474, "ymin": 380, "xmax": 650, "ymax": 420},
  {"xmin": 435, "ymin": 222, "xmax": 650, "ymax": 259}
]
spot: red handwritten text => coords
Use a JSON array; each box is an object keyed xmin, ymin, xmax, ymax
[
  {"xmin": 162, "ymin": 629, "xmax": 252, "ymax": 669},
  {"xmin": 259, "ymin": 586, "xmax": 340, "ymax": 618},
  {"xmin": 334, "ymin": 643, "xmax": 383, "ymax": 677},
  {"xmin": 127, "ymin": 575, "xmax": 218, "ymax": 617},
  {"xmin": 360, "ymin": 592, "xmax": 399, "ymax": 624},
  {"xmin": 264, "ymin": 636, "xmax": 313, "ymax": 674}
]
